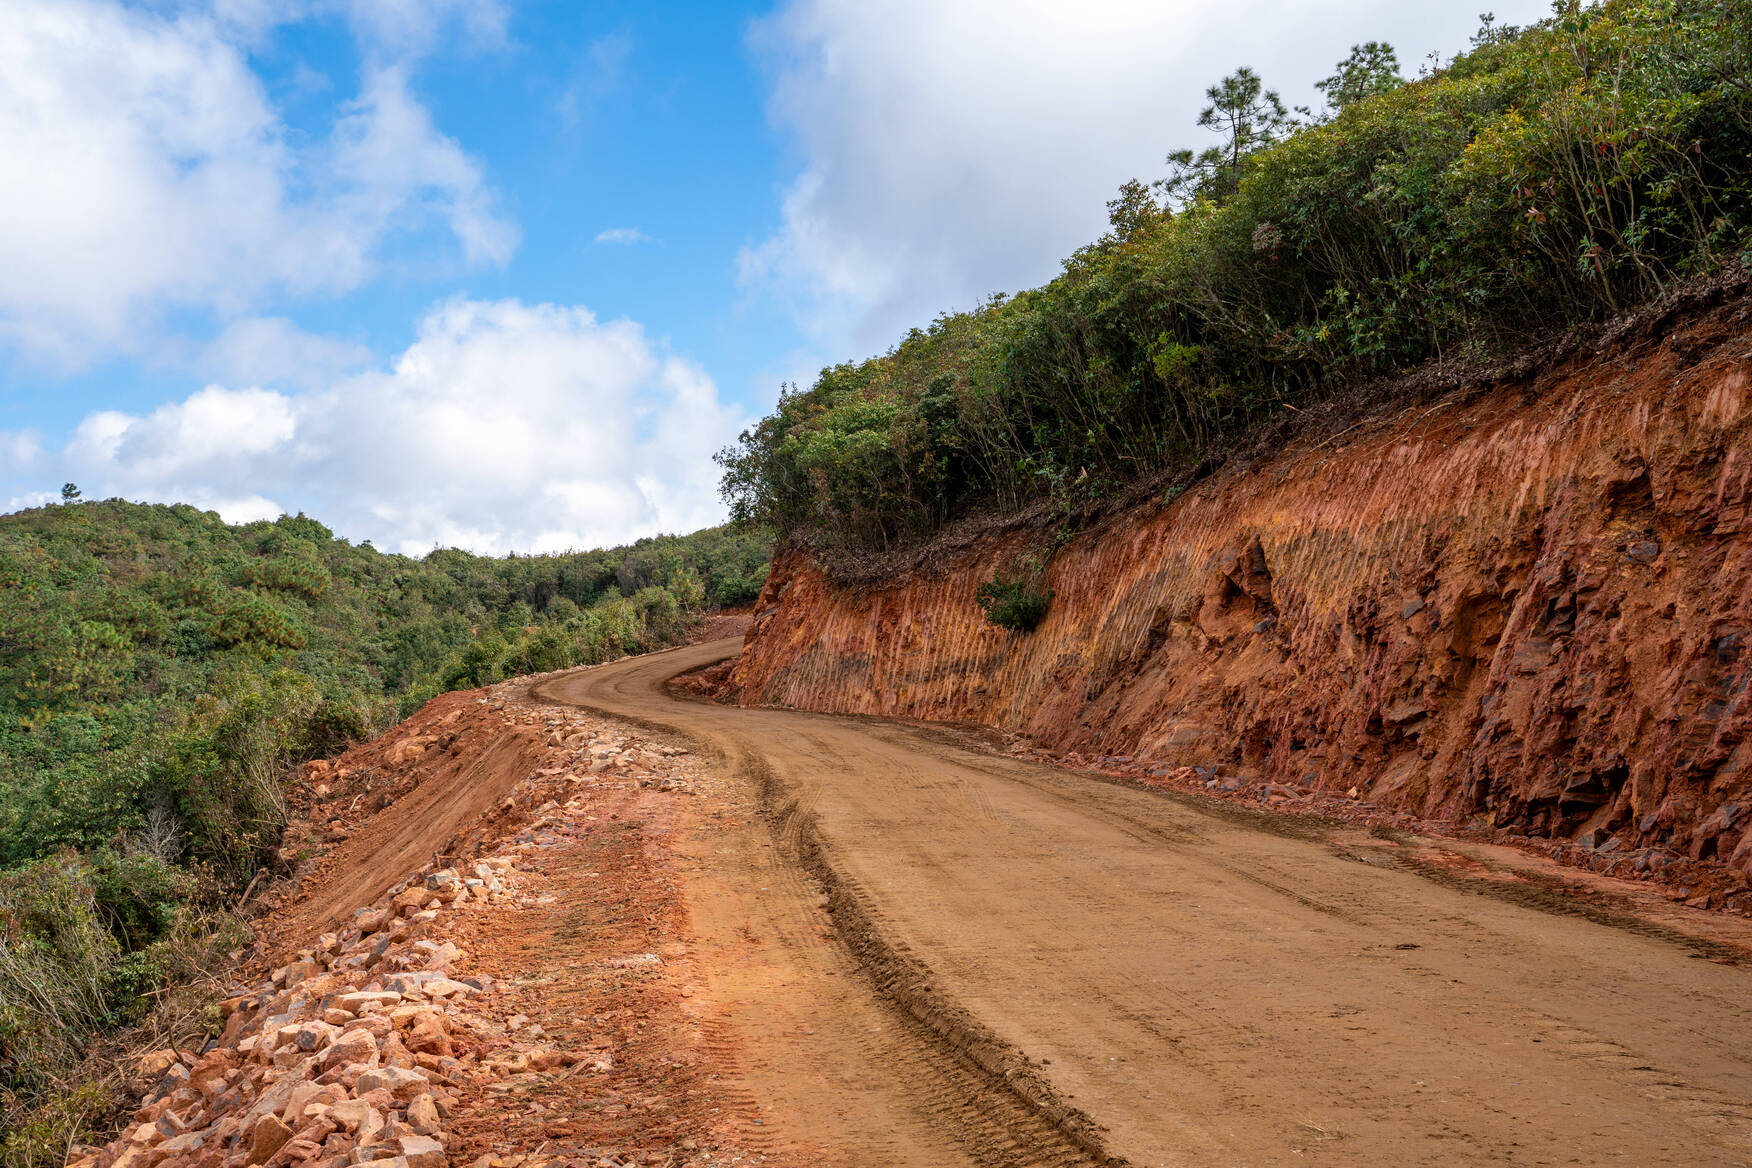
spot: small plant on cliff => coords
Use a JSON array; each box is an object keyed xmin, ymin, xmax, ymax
[{"xmin": 976, "ymin": 564, "xmax": 1052, "ymax": 633}]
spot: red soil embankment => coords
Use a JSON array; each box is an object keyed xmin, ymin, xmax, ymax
[
  {"xmin": 261, "ymin": 690, "xmax": 550, "ymax": 949},
  {"xmin": 724, "ymin": 297, "xmax": 1752, "ymax": 904}
]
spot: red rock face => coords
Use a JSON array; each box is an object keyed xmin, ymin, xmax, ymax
[{"xmin": 728, "ymin": 309, "xmax": 1752, "ymax": 872}]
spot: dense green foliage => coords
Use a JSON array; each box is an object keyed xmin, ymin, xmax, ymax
[
  {"xmin": 974, "ymin": 572, "xmax": 1053, "ymax": 632},
  {"xmin": 720, "ymin": 0, "xmax": 1752, "ymax": 552},
  {"xmin": 0, "ymin": 499, "xmax": 767, "ymax": 1140}
]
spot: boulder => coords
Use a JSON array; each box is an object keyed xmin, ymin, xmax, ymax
[
  {"xmin": 405, "ymin": 1014, "xmax": 451, "ymax": 1058},
  {"xmin": 355, "ymin": 907, "xmax": 391, "ymax": 935},
  {"xmin": 335, "ymin": 991, "xmax": 401, "ymax": 1014},
  {"xmin": 321, "ymin": 1027, "xmax": 378, "ymax": 1071},
  {"xmin": 397, "ymin": 1135, "xmax": 446, "ymax": 1168},
  {"xmin": 354, "ymin": 1066, "xmax": 429, "ymax": 1101},
  {"xmin": 246, "ymin": 1115, "xmax": 294, "ymax": 1166},
  {"xmin": 405, "ymin": 1095, "xmax": 442, "ymax": 1137}
]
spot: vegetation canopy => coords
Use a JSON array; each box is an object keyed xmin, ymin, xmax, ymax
[{"xmin": 718, "ymin": 0, "xmax": 1752, "ymax": 554}]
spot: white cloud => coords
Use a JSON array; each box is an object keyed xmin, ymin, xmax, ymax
[
  {"xmin": 0, "ymin": 0, "xmax": 516, "ymax": 366},
  {"xmin": 9, "ymin": 299, "xmax": 746, "ymax": 554},
  {"xmin": 744, "ymin": 0, "xmax": 1554, "ymax": 357},
  {"xmin": 331, "ymin": 65, "xmax": 520, "ymax": 267},
  {"xmin": 197, "ymin": 316, "xmax": 373, "ymax": 390},
  {"xmin": 593, "ymin": 227, "xmax": 652, "ymax": 245}
]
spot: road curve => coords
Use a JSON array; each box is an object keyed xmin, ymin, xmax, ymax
[{"xmin": 537, "ymin": 638, "xmax": 1752, "ymax": 1168}]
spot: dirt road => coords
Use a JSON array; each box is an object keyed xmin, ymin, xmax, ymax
[{"xmin": 535, "ymin": 638, "xmax": 1752, "ymax": 1168}]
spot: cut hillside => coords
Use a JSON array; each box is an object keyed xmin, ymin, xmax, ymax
[
  {"xmin": 719, "ymin": 261, "xmax": 1752, "ymax": 912},
  {"xmin": 712, "ymin": 0, "xmax": 1752, "ymax": 910}
]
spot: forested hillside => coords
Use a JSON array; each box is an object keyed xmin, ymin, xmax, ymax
[
  {"xmin": 719, "ymin": 0, "xmax": 1752, "ymax": 556},
  {"xmin": 0, "ymin": 499, "xmax": 766, "ymax": 1156}
]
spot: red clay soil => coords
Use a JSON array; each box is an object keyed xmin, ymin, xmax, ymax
[
  {"xmin": 258, "ymin": 691, "xmax": 551, "ymax": 949},
  {"xmin": 437, "ymin": 778, "xmax": 723, "ymax": 1162},
  {"xmin": 720, "ymin": 292, "xmax": 1752, "ymax": 912}
]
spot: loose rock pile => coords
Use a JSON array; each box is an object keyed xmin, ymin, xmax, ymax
[{"xmin": 74, "ymin": 693, "xmax": 699, "ymax": 1168}]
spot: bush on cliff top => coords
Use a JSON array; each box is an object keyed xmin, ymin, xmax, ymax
[{"xmin": 719, "ymin": 0, "xmax": 1752, "ymax": 553}]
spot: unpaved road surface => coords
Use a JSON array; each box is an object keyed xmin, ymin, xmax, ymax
[{"xmin": 536, "ymin": 638, "xmax": 1752, "ymax": 1168}]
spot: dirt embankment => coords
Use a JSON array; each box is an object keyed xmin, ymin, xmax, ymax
[
  {"xmin": 79, "ymin": 682, "xmax": 786, "ymax": 1168},
  {"xmin": 721, "ymin": 296, "xmax": 1752, "ymax": 908}
]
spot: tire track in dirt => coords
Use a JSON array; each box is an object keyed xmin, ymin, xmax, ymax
[{"xmin": 537, "ymin": 638, "xmax": 1752, "ymax": 1168}]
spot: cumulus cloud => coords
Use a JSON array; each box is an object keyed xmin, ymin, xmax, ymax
[
  {"xmin": 197, "ymin": 316, "xmax": 373, "ymax": 390},
  {"xmin": 0, "ymin": 0, "xmax": 516, "ymax": 366},
  {"xmin": 744, "ymin": 0, "xmax": 1552, "ymax": 356},
  {"xmin": 593, "ymin": 227, "xmax": 652, "ymax": 245},
  {"xmin": 8, "ymin": 299, "xmax": 745, "ymax": 554}
]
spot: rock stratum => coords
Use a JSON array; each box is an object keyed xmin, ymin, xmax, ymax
[{"xmin": 723, "ymin": 294, "xmax": 1752, "ymax": 900}]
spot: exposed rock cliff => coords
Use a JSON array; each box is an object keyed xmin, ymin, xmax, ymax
[{"xmin": 725, "ymin": 297, "xmax": 1752, "ymax": 884}]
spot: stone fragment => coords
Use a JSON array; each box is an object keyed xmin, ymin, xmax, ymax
[
  {"xmin": 327, "ymin": 1100, "xmax": 374, "ymax": 1134},
  {"xmin": 281, "ymin": 1081, "xmax": 324, "ymax": 1124},
  {"xmin": 247, "ymin": 1115, "xmax": 294, "ymax": 1165},
  {"xmin": 293, "ymin": 1020, "xmax": 340, "ymax": 1052},
  {"xmin": 424, "ymin": 870, "xmax": 461, "ymax": 893},
  {"xmin": 394, "ymin": 887, "xmax": 435, "ymax": 914},
  {"xmin": 343, "ymin": 1015, "xmax": 394, "ymax": 1040},
  {"xmin": 354, "ymin": 1066, "xmax": 430, "ymax": 1100},
  {"xmin": 397, "ymin": 1134, "xmax": 446, "ymax": 1168},
  {"xmin": 322, "ymin": 1027, "xmax": 379, "ymax": 1071},
  {"xmin": 131, "ymin": 1049, "xmax": 180, "ymax": 1084},
  {"xmin": 336, "ymin": 991, "xmax": 402, "ymax": 1013},
  {"xmin": 405, "ymin": 1095, "xmax": 442, "ymax": 1137},
  {"xmin": 281, "ymin": 959, "xmax": 320, "ymax": 987},
  {"xmin": 419, "ymin": 978, "xmax": 473, "ymax": 999},
  {"xmin": 405, "ymin": 1014, "xmax": 452, "ymax": 1058}
]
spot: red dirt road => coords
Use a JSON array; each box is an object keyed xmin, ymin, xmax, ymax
[{"xmin": 535, "ymin": 638, "xmax": 1752, "ymax": 1168}]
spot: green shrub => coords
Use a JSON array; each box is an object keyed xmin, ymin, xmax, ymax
[
  {"xmin": 155, "ymin": 672, "xmax": 324, "ymax": 877},
  {"xmin": 87, "ymin": 851, "xmax": 186, "ymax": 951},
  {"xmin": 249, "ymin": 555, "xmax": 331, "ymax": 600},
  {"xmin": 0, "ymin": 1075, "xmax": 121, "ymax": 1168},
  {"xmin": 0, "ymin": 856, "xmax": 121, "ymax": 1095},
  {"xmin": 213, "ymin": 595, "xmax": 306, "ymax": 651},
  {"xmin": 975, "ymin": 574, "xmax": 1053, "ymax": 632}
]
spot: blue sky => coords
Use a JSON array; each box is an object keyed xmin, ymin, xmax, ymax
[{"xmin": 0, "ymin": 0, "xmax": 1552, "ymax": 554}]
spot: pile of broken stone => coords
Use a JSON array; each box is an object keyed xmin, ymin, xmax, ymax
[
  {"xmin": 76, "ymin": 851, "xmax": 557, "ymax": 1168},
  {"xmin": 72, "ymin": 697, "xmax": 697, "ymax": 1168}
]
